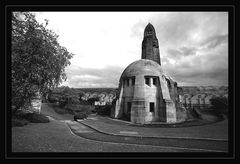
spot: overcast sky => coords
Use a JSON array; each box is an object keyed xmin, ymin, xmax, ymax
[{"xmin": 34, "ymin": 12, "xmax": 228, "ymax": 88}]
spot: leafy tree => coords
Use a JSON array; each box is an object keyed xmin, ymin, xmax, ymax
[
  {"xmin": 49, "ymin": 86, "xmax": 80, "ymax": 107},
  {"xmin": 86, "ymin": 97, "xmax": 99, "ymax": 105},
  {"xmin": 78, "ymin": 91, "xmax": 85, "ymax": 101},
  {"xmin": 11, "ymin": 12, "xmax": 74, "ymax": 113}
]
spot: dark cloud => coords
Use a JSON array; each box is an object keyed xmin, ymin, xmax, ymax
[
  {"xmin": 149, "ymin": 12, "xmax": 228, "ymax": 86},
  {"xmin": 152, "ymin": 12, "xmax": 199, "ymax": 46},
  {"xmin": 131, "ymin": 13, "xmax": 198, "ymax": 47},
  {"xmin": 167, "ymin": 46, "xmax": 198, "ymax": 59},
  {"xmin": 201, "ymin": 34, "xmax": 228, "ymax": 49},
  {"xmin": 173, "ymin": 67, "xmax": 228, "ymax": 86},
  {"xmin": 167, "ymin": 49, "xmax": 182, "ymax": 58},
  {"xmin": 163, "ymin": 51, "xmax": 228, "ymax": 86},
  {"xmin": 180, "ymin": 46, "xmax": 198, "ymax": 56}
]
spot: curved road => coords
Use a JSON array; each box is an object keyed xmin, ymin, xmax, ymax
[
  {"xmin": 12, "ymin": 117, "xmax": 205, "ymax": 152},
  {"xmin": 12, "ymin": 103, "xmax": 228, "ymax": 152}
]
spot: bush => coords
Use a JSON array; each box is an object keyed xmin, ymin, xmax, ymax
[
  {"xmin": 210, "ymin": 97, "xmax": 228, "ymax": 116},
  {"xmin": 74, "ymin": 112, "xmax": 88, "ymax": 121},
  {"xmin": 96, "ymin": 105, "xmax": 112, "ymax": 116},
  {"xmin": 22, "ymin": 113, "xmax": 50, "ymax": 123},
  {"xmin": 49, "ymin": 86, "xmax": 80, "ymax": 108},
  {"xmin": 188, "ymin": 107, "xmax": 202, "ymax": 119},
  {"xmin": 86, "ymin": 97, "xmax": 99, "ymax": 105},
  {"xmin": 65, "ymin": 104, "xmax": 95, "ymax": 114},
  {"xmin": 52, "ymin": 105, "xmax": 69, "ymax": 114}
]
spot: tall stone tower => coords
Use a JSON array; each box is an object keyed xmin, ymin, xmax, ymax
[
  {"xmin": 111, "ymin": 22, "xmax": 183, "ymax": 124},
  {"xmin": 141, "ymin": 23, "xmax": 161, "ymax": 65}
]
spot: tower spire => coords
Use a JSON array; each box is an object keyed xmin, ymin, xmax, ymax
[{"xmin": 141, "ymin": 23, "xmax": 161, "ymax": 65}]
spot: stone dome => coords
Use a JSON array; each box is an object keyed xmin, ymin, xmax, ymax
[{"xmin": 120, "ymin": 59, "xmax": 165, "ymax": 79}]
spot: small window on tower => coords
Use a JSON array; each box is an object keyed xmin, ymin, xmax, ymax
[
  {"xmin": 127, "ymin": 102, "xmax": 131, "ymax": 113},
  {"xmin": 150, "ymin": 102, "xmax": 154, "ymax": 113},
  {"xmin": 153, "ymin": 78, "xmax": 157, "ymax": 86},
  {"xmin": 126, "ymin": 79, "xmax": 129, "ymax": 86},
  {"xmin": 132, "ymin": 77, "xmax": 135, "ymax": 86},
  {"xmin": 145, "ymin": 77, "xmax": 150, "ymax": 86}
]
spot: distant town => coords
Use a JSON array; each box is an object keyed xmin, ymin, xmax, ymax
[{"xmin": 72, "ymin": 86, "xmax": 228, "ymax": 109}]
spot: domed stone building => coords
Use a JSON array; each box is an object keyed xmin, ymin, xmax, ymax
[{"xmin": 111, "ymin": 23, "xmax": 184, "ymax": 124}]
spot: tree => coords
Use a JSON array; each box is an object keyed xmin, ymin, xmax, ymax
[
  {"xmin": 78, "ymin": 91, "xmax": 85, "ymax": 102},
  {"xmin": 11, "ymin": 12, "xmax": 74, "ymax": 113},
  {"xmin": 56, "ymin": 86, "xmax": 80, "ymax": 107},
  {"xmin": 86, "ymin": 97, "xmax": 99, "ymax": 105}
]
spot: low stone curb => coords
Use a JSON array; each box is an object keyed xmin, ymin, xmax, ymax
[{"xmin": 78, "ymin": 120, "xmax": 228, "ymax": 142}]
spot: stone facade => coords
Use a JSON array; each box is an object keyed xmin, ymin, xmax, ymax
[{"xmin": 111, "ymin": 23, "xmax": 183, "ymax": 124}]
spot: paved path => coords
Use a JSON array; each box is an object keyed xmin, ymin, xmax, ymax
[
  {"xmin": 40, "ymin": 103, "xmax": 228, "ymax": 140},
  {"xmin": 12, "ymin": 117, "xmax": 207, "ymax": 152},
  {"xmin": 12, "ymin": 103, "xmax": 226, "ymax": 152},
  {"xmin": 66, "ymin": 119, "xmax": 228, "ymax": 152}
]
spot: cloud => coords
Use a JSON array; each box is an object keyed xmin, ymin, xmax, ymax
[
  {"xmin": 163, "ymin": 48, "xmax": 228, "ymax": 86},
  {"xmin": 173, "ymin": 67, "xmax": 228, "ymax": 86},
  {"xmin": 167, "ymin": 49, "xmax": 182, "ymax": 59},
  {"xmin": 180, "ymin": 46, "xmax": 198, "ymax": 56},
  {"xmin": 34, "ymin": 12, "xmax": 228, "ymax": 87},
  {"xmin": 200, "ymin": 34, "xmax": 228, "ymax": 49},
  {"xmin": 61, "ymin": 65, "xmax": 124, "ymax": 88},
  {"xmin": 154, "ymin": 12, "xmax": 199, "ymax": 46},
  {"xmin": 167, "ymin": 46, "xmax": 198, "ymax": 59},
  {"xmin": 145, "ymin": 12, "xmax": 228, "ymax": 48},
  {"xmin": 130, "ymin": 21, "xmax": 146, "ymax": 38}
]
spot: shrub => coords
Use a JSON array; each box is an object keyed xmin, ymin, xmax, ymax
[
  {"xmin": 74, "ymin": 112, "xmax": 88, "ymax": 121},
  {"xmin": 65, "ymin": 104, "xmax": 95, "ymax": 114},
  {"xmin": 49, "ymin": 86, "xmax": 80, "ymax": 108},
  {"xmin": 210, "ymin": 97, "xmax": 228, "ymax": 117},
  {"xmin": 86, "ymin": 97, "xmax": 99, "ymax": 105},
  {"xmin": 189, "ymin": 107, "xmax": 202, "ymax": 119},
  {"xmin": 96, "ymin": 105, "xmax": 112, "ymax": 116},
  {"xmin": 52, "ymin": 105, "xmax": 69, "ymax": 114},
  {"xmin": 56, "ymin": 108, "xmax": 68, "ymax": 114},
  {"xmin": 22, "ymin": 113, "xmax": 50, "ymax": 123}
]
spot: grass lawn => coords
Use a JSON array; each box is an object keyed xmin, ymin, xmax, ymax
[{"xmin": 83, "ymin": 115, "xmax": 228, "ymax": 140}]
